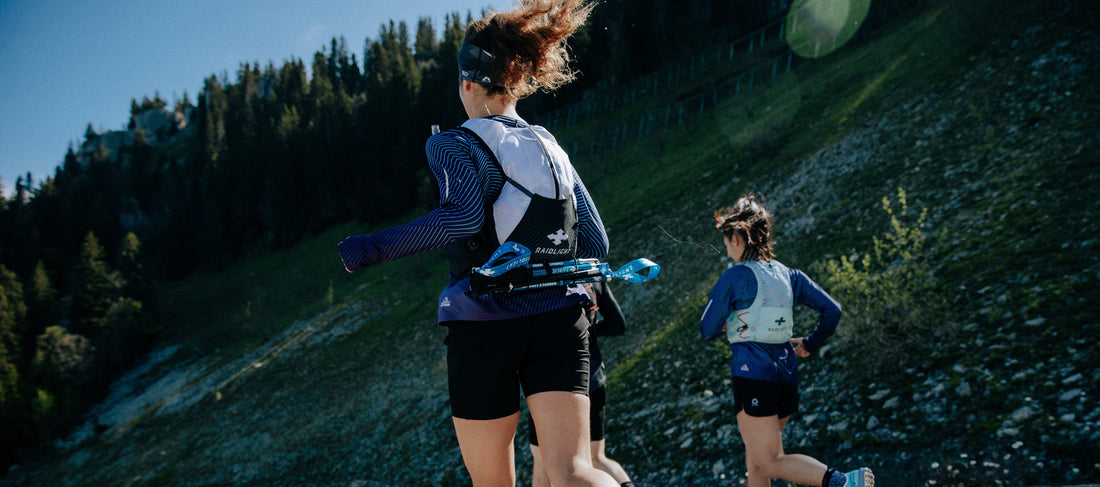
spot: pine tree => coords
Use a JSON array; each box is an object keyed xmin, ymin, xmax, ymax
[
  {"xmin": 418, "ymin": 12, "xmax": 467, "ymax": 130},
  {"xmin": 0, "ymin": 176, "xmax": 8, "ymax": 267},
  {"xmin": 97, "ymin": 297, "xmax": 143, "ymax": 375},
  {"xmin": 360, "ymin": 20, "xmax": 424, "ymax": 219},
  {"xmin": 68, "ymin": 232, "xmax": 113, "ymax": 338},
  {"xmin": 193, "ymin": 76, "xmax": 230, "ymax": 266},
  {"xmin": 24, "ymin": 262, "xmax": 58, "ymax": 368},
  {"xmin": 336, "ymin": 37, "xmax": 363, "ymax": 94},
  {"xmin": 4, "ymin": 174, "xmax": 37, "ymax": 278},
  {"xmin": 0, "ymin": 265, "xmax": 25, "ymax": 409},
  {"xmin": 115, "ymin": 232, "xmax": 157, "ymax": 338},
  {"xmin": 414, "ymin": 17, "xmax": 440, "ymax": 66},
  {"xmin": 199, "ymin": 75, "xmax": 229, "ymax": 165},
  {"xmin": 84, "ymin": 123, "xmax": 98, "ymax": 143},
  {"xmin": 25, "ymin": 176, "xmax": 62, "ymax": 281},
  {"xmin": 116, "ymin": 232, "xmax": 146, "ymax": 297},
  {"xmin": 174, "ymin": 90, "xmax": 193, "ymax": 114},
  {"xmin": 13, "ymin": 174, "xmax": 29, "ymax": 210},
  {"xmin": 0, "ymin": 265, "xmax": 26, "ymax": 471},
  {"xmin": 128, "ymin": 129, "xmax": 156, "ymax": 215}
]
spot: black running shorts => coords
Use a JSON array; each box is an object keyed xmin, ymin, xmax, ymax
[
  {"xmin": 444, "ymin": 305, "xmax": 590, "ymax": 420},
  {"xmin": 732, "ymin": 376, "xmax": 799, "ymax": 418},
  {"xmin": 528, "ymin": 384, "xmax": 606, "ymax": 446}
]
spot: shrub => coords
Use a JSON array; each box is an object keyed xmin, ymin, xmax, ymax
[{"xmin": 812, "ymin": 188, "xmax": 952, "ymax": 379}]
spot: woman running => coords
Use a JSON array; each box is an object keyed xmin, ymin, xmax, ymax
[
  {"xmin": 699, "ymin": 194, "xmax": 874, "ymax": 487},
  {"xmin": 338, "ymin": 1, "xmax": 617, "ymax": 486}
]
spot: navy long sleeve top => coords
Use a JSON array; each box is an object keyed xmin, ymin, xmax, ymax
[
  {"xmin": 699, "ymin": 260, "xmax": 841, "ymax": 384},
  {"xmin": 338, "ymin": 116, "xmax": 609, "ymax": 322}
]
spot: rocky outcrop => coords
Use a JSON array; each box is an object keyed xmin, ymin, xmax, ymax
[{"xmin": 79, "ymin": 106, "xmax": 192, "ymax": 161}]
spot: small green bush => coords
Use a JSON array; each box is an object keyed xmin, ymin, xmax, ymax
[{"xmin": 812, "ymin": 188, "xmax": 952, "ymax": 379}]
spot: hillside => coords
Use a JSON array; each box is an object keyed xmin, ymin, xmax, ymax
[{"xmin": 3, "ymin": 1, "xmax": 1097, "ymax": 486}]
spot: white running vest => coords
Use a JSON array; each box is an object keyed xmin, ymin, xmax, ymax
[
  {"xmin": 461, "ymin": 118, "xmax": 576, "ymax": 246},
  {"xmin": 726, "ymin": 260, "xmax": 795, "ymax": 344}
]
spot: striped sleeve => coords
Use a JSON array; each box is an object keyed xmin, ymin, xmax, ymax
[
  {"xmin": 572, "ymin": 167, "xmax": 609, "ymax": 259},
  {"xmin": 338, "ymin": 132, "xmax": 488, "ymax": 269},
  {"xmin": 338, "ymin": 125, "xmax": 607, "ymax": 272}
]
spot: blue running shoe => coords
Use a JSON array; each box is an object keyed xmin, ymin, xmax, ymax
[{"xmin": 844, "ymin": 467, "xmax": 874, "ymax": 487}]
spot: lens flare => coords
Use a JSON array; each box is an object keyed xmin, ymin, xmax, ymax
[{"xmin": 786, "ymin": 0, "xmax": 872, "ymax": 58}]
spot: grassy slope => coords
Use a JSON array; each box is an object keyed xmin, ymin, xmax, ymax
[
  {"xmin": 5, "ymin": 1, "xmax": 1097, "ymax": 486},
  {"xmin": 588, "ymin": 1, "xmax": 1100, "ymax": 485}
]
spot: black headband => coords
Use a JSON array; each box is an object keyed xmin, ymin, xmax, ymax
[{"xmin": 458, "ymin": 40, "xmax": 501, "ymax": 86}]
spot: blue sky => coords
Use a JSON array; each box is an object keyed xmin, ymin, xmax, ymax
[{"xmin": 0, "ymin": 0, "xmax": 503, "ymax": 197}]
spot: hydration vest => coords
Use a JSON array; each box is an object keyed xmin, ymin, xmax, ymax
[
  {"xmin": 442, "ymin": 118, "xmax": 579, "ymax": 279},
  {"xmin": 726, "ymin": 260, "xmax": 795, "ymax": 344}
]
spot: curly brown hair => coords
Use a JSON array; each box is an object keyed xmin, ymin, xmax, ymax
[
  {"xmin": 465, "ymin": 0, "xmax": 594, "ymax": 99},
  {"xmin": 714, "ymin": 194, "xmax": 774, "ymax": 261}
]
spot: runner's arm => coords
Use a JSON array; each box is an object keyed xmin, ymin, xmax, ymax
[
  {"xmin": 337, "ymin": 133, "xmax": 484, "ymax": 271},
  {"xmin": 790, "ymin": 269, "xmax": 842, "ymax": 353},
  {"xmin": 572, "ymin": 168, "xmax": 609, "ymax": 259},
  {"xmin": 591, "ymin": 284, "xmax": 625, "ymax": 337}
]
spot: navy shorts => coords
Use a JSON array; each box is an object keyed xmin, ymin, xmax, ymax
[
  {"xmin": 444, "ymin": 305, "xmax": 590, "ymax": 420},
  {"xmin": 732, "ymin": 376, "xmax": 799, "ymax": 418}
]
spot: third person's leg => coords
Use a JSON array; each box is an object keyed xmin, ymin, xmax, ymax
[
  {"xmin": 591, "ymin": 439, "xmax": 632, "ymax": 485},
  {"xmin": 737, "ymin": 412, "xmax": 827, "ymax": 486},
  {"xmin": 527, "ymin": 391, "xmax": 618, "ymax": 487}
]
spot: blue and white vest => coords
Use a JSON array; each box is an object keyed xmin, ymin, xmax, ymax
[
  {"xmin": 726, "ymin": 260, "xmax": 795, "ymax": 344},
  {"xmin": 443, "ymin": 117, "xmax": 579, "ymax": 278}
]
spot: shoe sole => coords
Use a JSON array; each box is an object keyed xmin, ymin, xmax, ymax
[{"xmin": 859, "ymin": 467, "xmax": 875, "ymax": 487}]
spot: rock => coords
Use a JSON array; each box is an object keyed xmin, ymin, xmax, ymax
[
  {"xmin": 1059, "ymin": 389, "xmax": 1082, "ymax": 402},
  {"xmin": 1024, "ymin": 317, "xmax": 1047, "ymax": 327},
  {"xmin": 929, "ymin": 383, "xmax": 946, "ymax": 397},
  {"xmin": 956, "ymin": 381, "xmax": 973, "ymax": 397},
  {"xmin": 869, "ymin": 389, "xmax": 891, "ymax": 401},
  {"xmin": 1012, "ymin": 406, "xmax": 1036, "ymax": 422},
  {"xmin": 711, "ymin": 459, "xmax": 726, "ymax": 476}
]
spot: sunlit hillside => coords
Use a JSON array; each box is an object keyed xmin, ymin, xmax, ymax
[{"xmin": 3, "ymin": 1, "xmax": 1096, "ymax": 486}]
